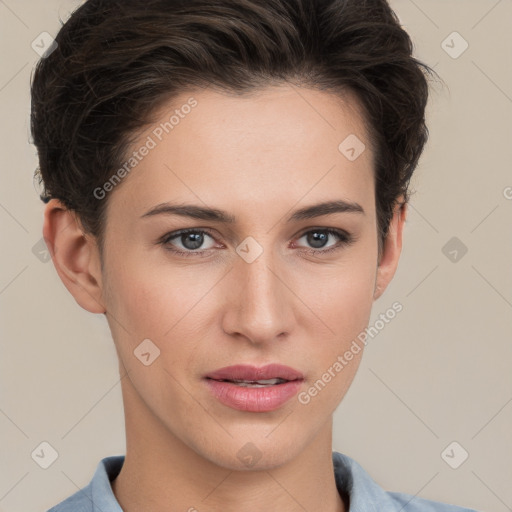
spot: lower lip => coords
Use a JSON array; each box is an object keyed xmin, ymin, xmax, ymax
[{"xmin": 205, "ymin": 379, "xmax": 303, "ymax": 412}]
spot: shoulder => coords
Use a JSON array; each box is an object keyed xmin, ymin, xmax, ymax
[
  {"xmin": 332, "ymin": 451, "xmax": 480, "ymax": 512},
  {"xmin": 46, "ymin": 455, "xmax": 125, "ymax": 512}
]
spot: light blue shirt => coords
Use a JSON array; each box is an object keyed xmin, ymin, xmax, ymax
[{"xmin": 47, "ymin": 452, "xmax": 480, "ymax": 511}]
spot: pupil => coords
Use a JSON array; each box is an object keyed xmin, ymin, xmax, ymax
[
  {"xmin": 182, "ymin": 232, "xmax": 203, "ymax": 250},
  {"xmin": 307, "ymin": 231, "xmax": 328, "ymax": 249}
]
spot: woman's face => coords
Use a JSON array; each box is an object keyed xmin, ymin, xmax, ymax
[{"xmin": 97, "ymin": 85, "xmax": 400, "ymax": 470}]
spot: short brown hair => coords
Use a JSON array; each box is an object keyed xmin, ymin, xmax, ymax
[{"xmin": 31, "ymin": 0, "xmax": 435, "ymax": 256}]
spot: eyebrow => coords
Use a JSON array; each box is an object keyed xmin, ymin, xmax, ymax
[{"xmin": 140, "ymin": 199, "xmax": 364, "ymax": 223}]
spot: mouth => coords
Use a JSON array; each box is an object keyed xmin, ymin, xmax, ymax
[{"xmin": 204, "ymin": 364, "xmax": 304, "ymax": 412}]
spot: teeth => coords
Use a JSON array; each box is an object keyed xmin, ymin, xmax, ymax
[{"xmin": 228, "ymin": 378, "xmax": 287, "ymax": 387}]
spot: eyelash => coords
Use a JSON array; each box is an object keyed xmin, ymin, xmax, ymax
[{"xmin": 159, "ymin": 227, "xmax": 355, "ymax": 258}]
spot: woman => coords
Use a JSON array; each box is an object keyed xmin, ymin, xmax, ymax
[{"xmin": 32, "ymin": 0, "xmax": 480, "ymax": 510}]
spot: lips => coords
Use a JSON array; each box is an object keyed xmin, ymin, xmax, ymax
[
  {"xmin": 204, "ymin": 364, "xmax": 304, "ymax": 412},
  {"xmin": 205, "ymin": 363, "xmax": 304, "ymax": 383}
]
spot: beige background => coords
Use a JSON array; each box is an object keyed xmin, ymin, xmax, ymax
[{"xmin": 1, "ymin": 1, "xmax": 511, "ymax": 511}]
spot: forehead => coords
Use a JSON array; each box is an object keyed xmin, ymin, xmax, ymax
[
  {"xmin": 105, "ymin": 85, "xmax": 375, "ymax": 222},
  {"xmin": 161, "ymin": 85, "xmax": 371, "ymax": 158}
]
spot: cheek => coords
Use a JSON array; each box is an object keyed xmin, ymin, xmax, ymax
[
  {"xmin": 299, "ymin": 252, "xmax": 377, "ymax": 340},
  {"xmin": 292, "ymin": 251, "xmax": 376, "ymax": 410},
  {"xmin": 308, "ymin": 271, "xmax": 373, "ymax": 368},
  {"xmin": 105, "ymin": 257, "xmax": 208, "ymax": 337},
  {"xmin": 320, "ymin": 270, "xmax": 374, "ymax": 322},
  {"xmin": 102, "ymin": 263, "xmax": 206, "ymax": 415},
  {"xmin": 103, "ymin": 256, "xmax": 226, "ymax": 386}
]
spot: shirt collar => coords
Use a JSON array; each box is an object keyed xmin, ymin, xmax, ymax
[{"xmin": 90, "ymin": 455, "xmax": 124, "ymax": 512}]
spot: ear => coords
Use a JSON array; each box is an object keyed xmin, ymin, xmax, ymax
[
  {"xmin": 42, "ymin": 199, "xmax": 106, "ymax": 314},
  {"xmin": 373, "ymin": 199, "xmax": 407, "ymax": 301}
]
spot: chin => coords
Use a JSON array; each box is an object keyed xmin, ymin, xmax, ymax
[{"xmin": 193, "ymin": 425, "xmax": 311, "ymax": 472}]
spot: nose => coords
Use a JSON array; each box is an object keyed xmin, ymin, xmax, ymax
[{"xmin": 221, "ymin": 246, "xmax": 296, "ymax": 345}]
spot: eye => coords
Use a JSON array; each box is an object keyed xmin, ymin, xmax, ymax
[
  {"xmin": 160, "ymin": 229, "xmax": 218, "ymax": 257},
  {"xmin": 294, "ymin": 228, "xmax": 353, "ymax": 254}
]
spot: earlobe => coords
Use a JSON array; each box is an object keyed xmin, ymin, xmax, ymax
[
  {"xmin": 373, "ymin": 200, "xmax": 407, "ymax": 301},
  {"xmin": 43, "ymin": 199, "xmax": 106, "ymax": 314}
]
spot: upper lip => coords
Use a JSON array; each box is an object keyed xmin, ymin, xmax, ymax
[{"xmin": 205, "ymin": 364, "xmax": 303, "ymax": 382}]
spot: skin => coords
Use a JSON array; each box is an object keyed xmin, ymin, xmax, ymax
[{"xmin": 43, "ymin": 84, "xmax": 406, "ymax": 512}]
